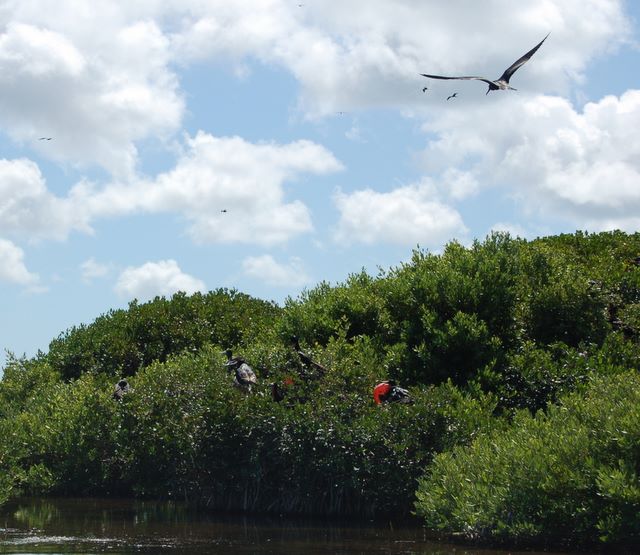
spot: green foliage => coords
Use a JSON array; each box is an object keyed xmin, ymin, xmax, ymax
[
  {"xmin": 415, "ymin": 371, "xmax": 640, "ymax": 548},
  {"xmin": 46, "ymin": 289, "xmax": 280, "ymax": 380},
  {"xmin": 3, "ymin": 229, "xmax": 640, "ymax": 548}
]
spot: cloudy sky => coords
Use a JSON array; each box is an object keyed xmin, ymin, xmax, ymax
[{"xmin": 2, "ymin": 0, "xmax": 640, "ymax": 366}]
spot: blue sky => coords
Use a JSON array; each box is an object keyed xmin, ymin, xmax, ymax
[{"xmin": 2, "ymin": 0, "xmax": 640, "ymax": 368}]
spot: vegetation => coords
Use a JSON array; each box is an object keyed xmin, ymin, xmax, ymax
[{"xmin": 1, "ymin": 230, "xmax": 640, "ymax": 549}]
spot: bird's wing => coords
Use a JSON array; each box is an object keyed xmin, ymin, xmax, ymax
[
  {"xmin": 421, "ymin": 74, "xmax": 493, "ymax": 84},
  {"xmin": 499, "ymin": 33, "xmax": 549, "ymax": 83}
]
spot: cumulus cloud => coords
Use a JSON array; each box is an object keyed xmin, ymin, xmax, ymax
[
  {"xmin": 333, "ymin": 180, "xmax": 467, "ymax": 247},
  {"xmin": 114, "ymin": 259, "xmax": 206, "ymax": 301},
  {"xmin": 0, "ymin": 16, "xmax": 182, "ymax": 177},
  {"xmin": 80, "ymin": 257, "xmax": 110, "ymax": 282},
  {"xmin": 0, "ymin": 238, "xmax": 39, "ymax": 285},
  {"xmin": 0, "ymin": 158, "xmax": 91, "ymax": 241},
  {"xmin": 242, "ymin": 254, "xmax": 311, "ymax": 287},
  {"xmin": 168, "ymin": 0, "xmax": 629, "ymax": 115},
  {"xmin": 421, "ymin": 91, "xmax": 640, "ymax": 231},
  {"xmin": 81, "ymin": 131, "xmax": 343, "ymax": 245}
]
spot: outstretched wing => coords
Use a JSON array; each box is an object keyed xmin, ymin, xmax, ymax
[
  {"xmin": 421, "ymin": 74, "xmax": 494, "ymax": 85},
  {"xmin": 499, "ymin": 33, "xmax": 549, "ymax": 83}
]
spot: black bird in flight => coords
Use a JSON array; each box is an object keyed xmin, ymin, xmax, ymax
[
  {"xmin": 421, "ymin": 33, "xmax": 549, "ymax": 94},
  {"xmin": 447, "ymin": 92, "xmax": 458, "ymax": 100},
  {"xmin": 39, "ymin": 137, "xmax": 52, "ymax": 140},
  {"xmin": 422, "ymin": 86, "xmax": 428, "ymax": 92}
]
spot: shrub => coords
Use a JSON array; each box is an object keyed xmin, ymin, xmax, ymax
[{"xmin": 415, "ymin": 371, "xmax": 640, "ymax": 548}]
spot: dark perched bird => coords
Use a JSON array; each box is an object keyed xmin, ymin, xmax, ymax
[
  {"xmin": 112, "ymin": 379, "xmax": 130, "ymax": 401},
  {"xmin": 225, "ymin": 349, "xmax": 258, "ymax": 392},
  {"xmin": 270, "ymin": 382, "xmax": 286, "ymax": 402},
  {"xmin": 291, "ymin": 336, "xmax": 328, "ymax": 376},
  {"xmin": 421, "ymin": 33, "xmax": 549, "ymax": 94},
  {"xmin": 373, "ymin": 380, "xmax": 412, "ymax": 405},
  {"xmin": 446, "ymin": 92, "xmax": 458, "ymax": 100}
]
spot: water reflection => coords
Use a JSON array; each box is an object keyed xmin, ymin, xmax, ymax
[{"xmin": 0, "ymin": 498, "xmax": 573, "ymax": 554}]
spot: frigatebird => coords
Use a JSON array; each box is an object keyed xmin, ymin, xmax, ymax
[
  {"xmin": 224, "ymin": 349, "xmax": 258, "ymax": 392},
  {"xmin": 291, "ymin": 336, "xmax": 328, "ymax": 377},
  {"xmin": 112, "ymin": 379, "xmax": 130, "ymax": 401},
  {"xmin": 421, "ymin": 33, "xmax": 549, "ymax": 94}
]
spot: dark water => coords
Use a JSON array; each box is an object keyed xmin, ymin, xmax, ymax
[{"xmin": 0, "ymin": 498, "xmax": 575, "ymax": 555}]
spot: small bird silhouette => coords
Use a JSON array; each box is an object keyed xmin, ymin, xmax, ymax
[
  {"xmin": 291, "ymin": 336, "xmax": 328, "ymax": 377},
  {"xmin": 38, "ymin": 137, "xmax": 52, "ymax": 140},
  {"xmin": 221, "ymin": 209, "xmax": 228, "ymax": 213},
  {"xmin": 421, "ymin": 33, "xmax": 549, "ymax": 94},
  {"xmin": 447, "ymin": 92, "xmax": 458, "ymax": 100},
  {"xmin": 422, "ymin": 87, "xmax": 428, "ymax": 92}
]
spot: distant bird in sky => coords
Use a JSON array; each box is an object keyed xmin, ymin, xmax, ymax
[
  {"xmin": 420, "ymin": 33, "xmax": 549, "ymax": 94},
  {"xmin": 422, "ymin": 86, "xmax": 428, "ymax": 92},
  {"xmin": 221, "ymin": 209, "xmax": 227, "ymax": 213},
  {"xmin": 39, "ymin": 137, "xmax": 52, "ymax": 140},
  {"xmin": 447, "ymin": 92, "xmax": 458, "ymax": 100}
]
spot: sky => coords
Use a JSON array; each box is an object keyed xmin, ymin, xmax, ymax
[{"xmin": 2, "ymin": 0, "xmax": 640, "ymax": 368}]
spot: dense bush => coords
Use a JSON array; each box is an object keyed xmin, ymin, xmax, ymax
[
  {"xmin": 0, "ymin": 342, "xmax": 496, "ymax": 516},
  {"xmin": 46, "ymin": 289, "xmax": 280, "ymax": 380},
  {"xmin": 2, "ymin": 230, "xmax": 640, "ymax": 548},
  {"xmin": 415, "ymin": 371, "xmax": 640, "ymax": 548}
]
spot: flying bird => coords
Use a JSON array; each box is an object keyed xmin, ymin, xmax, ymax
[
  {"xmin": 422, "ymin": 87, "xmax": 428, "ymax": 92},
  {"xmin": 446, "ymin": 92, "xmax": 458, "ymax": 100},
  {"xmin": 39, "ymin": 137, "xmax": 52, "ymax": 140},
  {"xmin": 420, "ymin": 33, "xmax": 549, "ymax": 94}
]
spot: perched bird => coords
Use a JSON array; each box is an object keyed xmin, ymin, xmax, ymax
[
  {"xmin": 112, "ymin": 379, "xmax": 130, "ymax": 401},
  {"xmin": 373, "ymin": 380, "xmax": 412, "ymax": 405},
  {"xmin": 225, "ymin": 349, "xmax": 258, "ymax": 392},
  {"xmin": 270, "ymin": 382, "xmax": 286, "ymax": 402},
  {"xmin": 421, "ymin": 33, "xmax": 549, "ymax": 94},
  {"xmin": 291, "ymin": 336, "xmax": 328, "ymax": 376},
  {"xmin": 446, "ymin": 92, "xmax": 458, "ymax": 100}
]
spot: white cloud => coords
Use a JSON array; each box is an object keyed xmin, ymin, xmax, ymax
[
  {"xmin": 166, "ymin": 0, "xmax": 628, "ymax": 116},
  {"xmin": 0, "ymin": 158, "xmax": 91, "ymax": 241},
  {"xmin": 242, "ymin": 254, "xmax": 311, "ymax": 287},
  {"xmin": 80, "ymin": 257, "xmax": 110, "ymax": 282},
  {"xmin": 0, "ymin": 0, "xmax": 625, "ymax": 146},
  {"xmin": 114, "ymin": 259, "xmax": 206, "ymax": 301},
  {"xmin": 489, "ymin": 222, "xmax": 529, "ymax": 239},
  {"xmin": 0, "ymin": 238, "xmax": 39, "ymax": 286},
  {"xmin": 333, "ymin": 180, "xmax": 467, "ymax": 247},
  {"xmin": 420, "ymin": 91, "xmax": 640, "ymax": 231},
  {"xmin": 0, "ymin": 16, "xmax": 182, "ymax": 177},
  {"xmin": 81, "ymin": 131, "xmax": 343, "ymax": 245}
]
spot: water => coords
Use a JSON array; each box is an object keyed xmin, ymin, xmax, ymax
[{"xmin": 0, "ymin": 498, "xmax": 573, "ymax": 554}]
